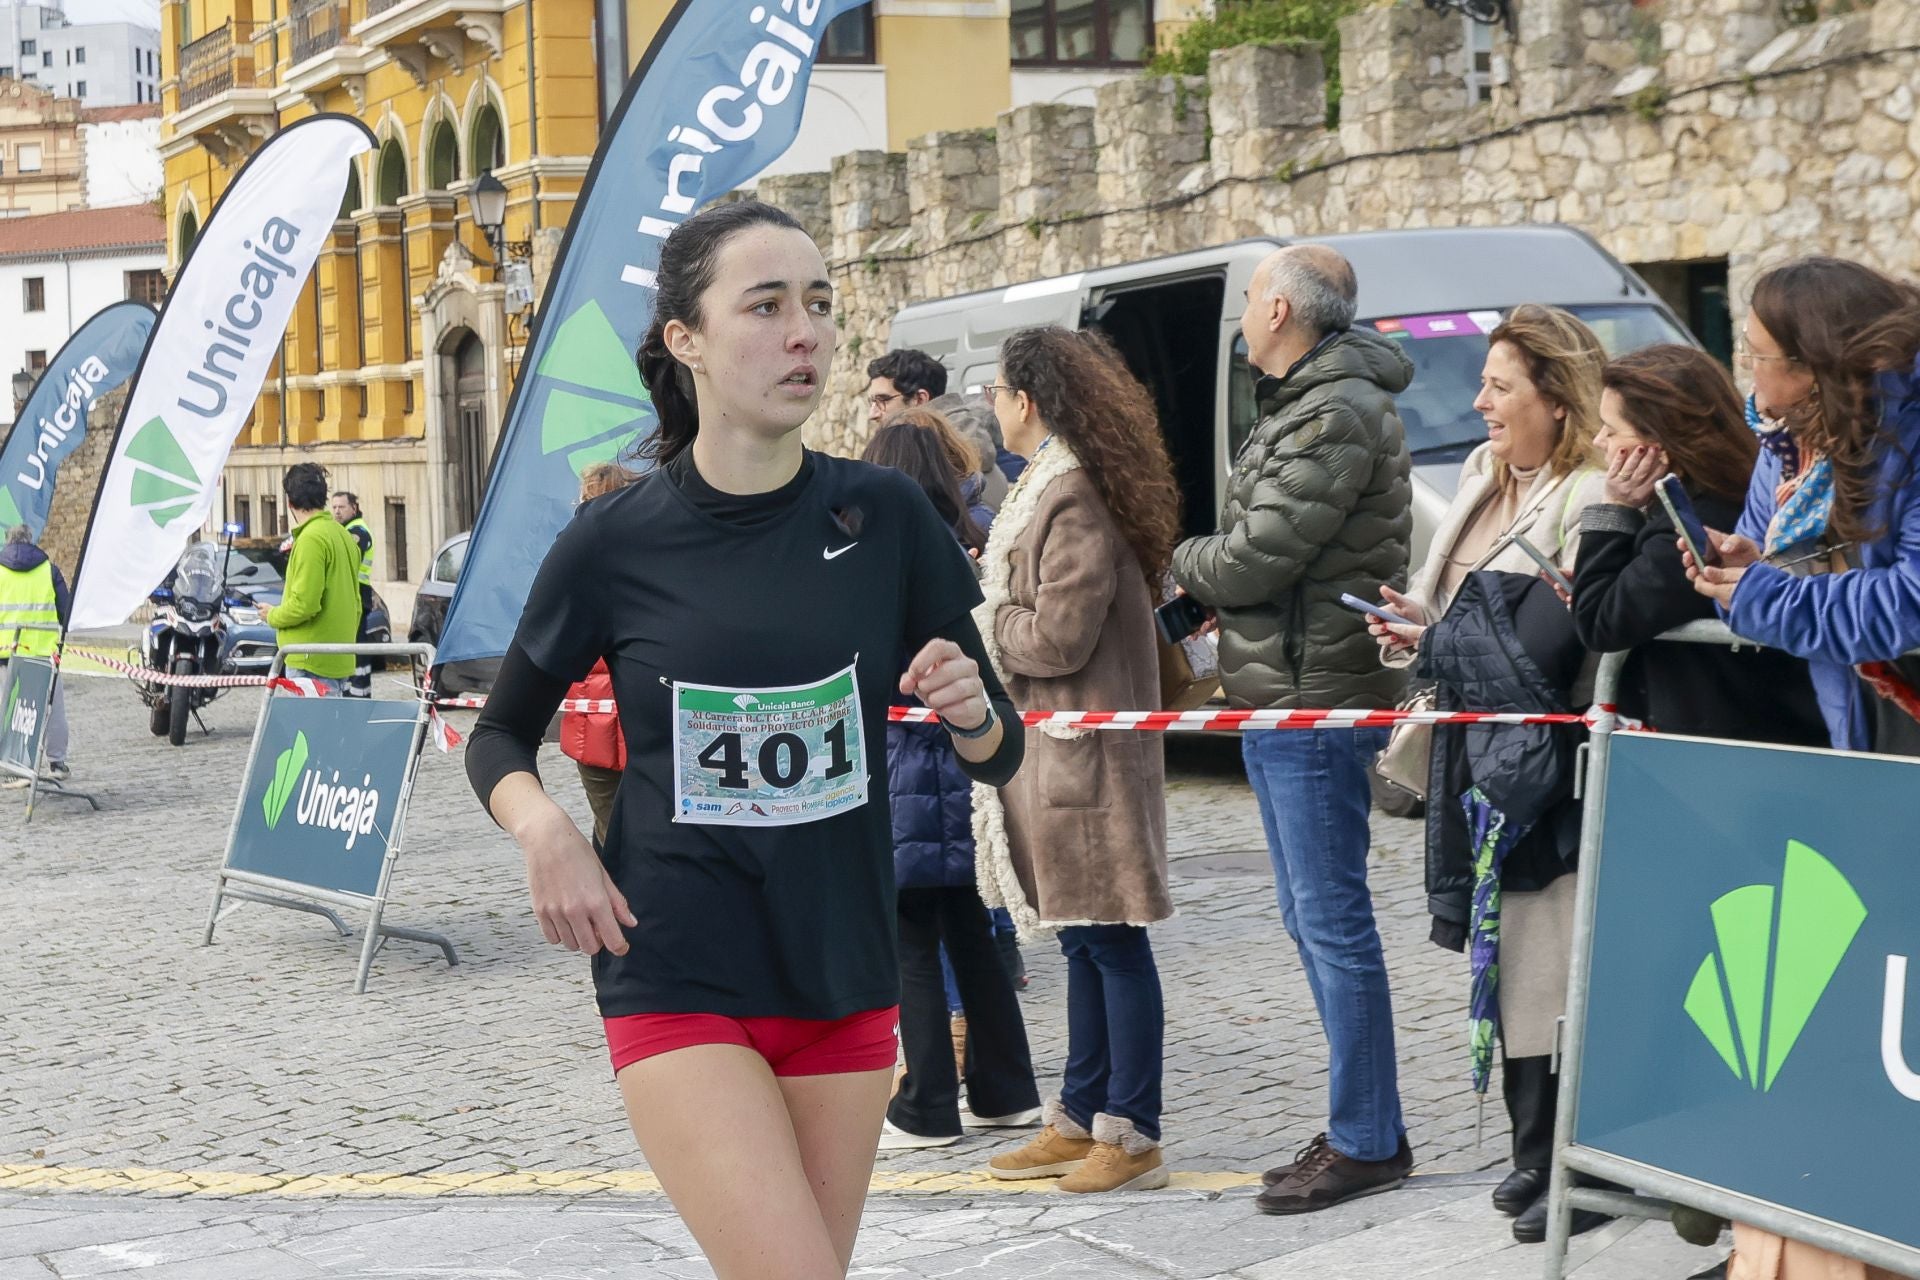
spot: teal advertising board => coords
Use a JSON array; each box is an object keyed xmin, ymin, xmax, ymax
[
  {"xmin": 0, "ymin": 656, "xmax": 55, "ymax": 778},
  {"xmin": 1578, "ymin": 731, "xmax": 1920, "ymax": 1249}
]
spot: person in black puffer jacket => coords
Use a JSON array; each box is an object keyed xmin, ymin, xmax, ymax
[
  {"xmin": 1572, "ymin": 344, "xmax": 1826, "ymax": 746},
  {"xmin": 865, "ymin": 419, "xmax": 1041, "ymax": 1150}
]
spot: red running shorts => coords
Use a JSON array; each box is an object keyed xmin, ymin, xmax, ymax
[{"xmin": 604, "ymin": 1005, "xmax": 900, "ymax": 1077}]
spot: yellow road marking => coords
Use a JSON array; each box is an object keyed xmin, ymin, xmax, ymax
[{"xmin": 0, "ymin": 1162, "xmax": 1260, "ymax": 1198}]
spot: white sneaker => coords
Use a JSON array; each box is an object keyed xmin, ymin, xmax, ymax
[
  {"xmin": 877, "ymin": 1120, "xmax": 960, "ymax": 1151},
  {"xmin": 961, "ymin": 1105, "xmax": 1044, "ymax": 1130}
]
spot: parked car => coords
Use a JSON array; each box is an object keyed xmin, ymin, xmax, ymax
[
  {"xmin": 411, "ymin": 531, "xmax": 499, "ymax": 696},
  {"xmin": 886, "ymin": 225, "xmax": 1698, "ymax": 567}
]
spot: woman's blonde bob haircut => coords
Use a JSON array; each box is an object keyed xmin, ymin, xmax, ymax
[{"xmin": 1485, "ymin": 303, "xmax": 1605, "ymax": 484}]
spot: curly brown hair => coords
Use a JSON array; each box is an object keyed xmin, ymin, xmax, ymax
[
  {"xmin": 998, "ymin": 326, "xmax": 1181, "ymax": 586},
  {"xmin": 1751, "ymin": 257, "xmax": 1920, "ymax": 543}
]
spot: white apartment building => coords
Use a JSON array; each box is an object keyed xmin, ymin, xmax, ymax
[{"xmin": 1, "ymin": 2, "xmax": 160, "ymax": 107}]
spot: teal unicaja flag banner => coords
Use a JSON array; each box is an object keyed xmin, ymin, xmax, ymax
[
  {"xmin": 435, "ymin": 0, "xmax": 867, "ymax": 666},
  {"xmin": 0, "ymin": 300, "xmax": 155, "ymax": 537}
]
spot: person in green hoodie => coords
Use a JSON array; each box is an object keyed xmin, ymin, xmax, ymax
[{"xmin": 261, "ymin": 462, "xmax": 361, "ymax": 693}]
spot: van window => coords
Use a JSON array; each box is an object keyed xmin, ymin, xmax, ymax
[
  {"xmin": 1228, "ymin": 335, "xmax": 1258, "ymax": 464},
  {"xmin": 1370, "ymin": 303, "xmax": 1691, "ymax": 459}
]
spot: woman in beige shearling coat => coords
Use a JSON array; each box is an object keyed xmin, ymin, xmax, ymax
[{"xmin": 974, "ymin": 327, "xmax": 1183, "ymax": 1195}]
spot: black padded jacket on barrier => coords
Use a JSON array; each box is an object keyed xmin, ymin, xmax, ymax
[{"xmin": 1416, "ymin": 570, "xmax": 1587, "ymax": 933}]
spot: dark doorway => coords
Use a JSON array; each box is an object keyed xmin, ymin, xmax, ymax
[
  {"xmin": 1087, "ymin": 274, "xmax": 1228, "ymax": 540},
  {"xmin": 1631, "ymin": 258, "xmax": 1732, "ymax": 368},
  {"xmin": 447, "ymin": 331, "xmax": 489, "ymax": 531}
]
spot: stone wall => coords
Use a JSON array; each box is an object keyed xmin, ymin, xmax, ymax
[
  {"xmin": 40, "ymin": 390, "xmax": 123, "ymax": 581},
  {"xmin": 757, "ymin": 0, "xmax": 1920, "ymax": 459}
]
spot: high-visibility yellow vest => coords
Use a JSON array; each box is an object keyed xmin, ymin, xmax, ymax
[
  {"xmin": 344, "ymin": 515, "xmax": 374, "ymax": 586},
  {"xmin": 0, "ymin": 558, "xmax": 59, "ymax": 658}
]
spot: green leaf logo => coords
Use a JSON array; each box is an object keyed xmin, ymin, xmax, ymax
[
  {"xmin": 125, "ymin": 416, "xmax": 201, "ymax": 528},
  {"xmin": 1685, "ymin": 840, "xmax": 1866, "ymax": 1090},
  {"xmin": 0, "ymin": 483, "xmax": 23, "ymax": 530},
  {"xmin": 535, "ymin": 301, "xmax": 652, "ymax": 479},
  {"xmin": 263, "ymin": 730, "xmax": 309, "ymax": 829}
]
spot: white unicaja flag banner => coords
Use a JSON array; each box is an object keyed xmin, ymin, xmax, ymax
[{"xmin": 68, "ymin": 114, "xmax": 375, "ymax": 630}]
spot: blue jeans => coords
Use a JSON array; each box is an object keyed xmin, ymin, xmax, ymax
[
  {"xmin": 1242, "ymin": 727, "xmax": 1404, "ymax": 1162},
  {"xmin": 1057, "ymin": 924, "xmax": 1163, "ymax": 1141}
]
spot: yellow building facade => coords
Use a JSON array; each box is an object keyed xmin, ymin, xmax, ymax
[{"xmin": 164, "ymin": 0, "xmax": 1184, "ymax": 605}]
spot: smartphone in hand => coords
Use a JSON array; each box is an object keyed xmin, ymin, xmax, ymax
[
  {"xmin": 1155, "ymin": 593, "xmax": 1214, "ymax": 646},
  {"xmin": 1656, "ymin": 474, "xmax": 1721, "ymax": 567},
  {"xmin": 1339, "ymin": 592, "xmax": 1415, "ymax": 628},
  {"xmin": 1509, "ymin": 533, "xmax": 1575, "ymax": 596}
]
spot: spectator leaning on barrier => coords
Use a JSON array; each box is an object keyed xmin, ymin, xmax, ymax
[
  {"xmin": 1172, "ymin": 244, "xmax": 1417, "ymax": 1215},
  {"xmin": 1688, "ymin": 257, "xmax": 1920, "ymax": 761},
  {"xmin": 1680, "ymin": 256, "xmax": 1920, "ymax": 1280},
  {"xmin": 329, "ymin": 490, "xmax": 377, "ymax": 698},
  {"xmin": 558, "ymin": 462, "xmax": 641, "ymax": 847},
  {"xmin": 977, "ymin": 326, "xmax": 1180, "ymax": 1195},
  {"xmin": 0, "ymin": 523, "xmax": 72, "ymax": 784},
  {"xmin": 866, "ymin": 347, "xmax": 947, "ymax": 425},
  {"xmin": 262, "ymin": 463, "xmax": 362, "ymax": 695},
  {"xmin": 1571, "ymin": 344, "xmax": 1827, "ymax": 746},
  {"xmin": 1369, "ymin": 303, "xmax": 1611, "ymax": 1244}
]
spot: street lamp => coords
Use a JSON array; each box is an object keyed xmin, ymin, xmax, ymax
[
  {"xmin": 10, "ymin": 368, "xmax": 35, "ymax": 416},
  {"xmin": 468, "ymin": 170, "xmax": 508, "ymax": 267}
]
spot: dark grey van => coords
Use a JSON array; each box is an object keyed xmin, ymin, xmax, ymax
[{"xmin": 886, "ymin": 225, "xmax": 1694, "ymax": 564}]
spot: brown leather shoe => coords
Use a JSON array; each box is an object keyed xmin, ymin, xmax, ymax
[
  {"xmin": 1261, "ymin": 1132, "xmax": 1331, "ymax": 1188},
  {"xmin": 1254, "ymin": 1134, "xmax": 1412, "ymax": 1215}
]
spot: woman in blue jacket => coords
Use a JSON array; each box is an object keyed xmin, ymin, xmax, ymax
[
  {"xmin": 1688, "ymin": 257, "xmax": 1920, "ymax": 755},
  {"xmin": 864, "ymin": 417, "xmax": 1042, "ymax": 1149}
]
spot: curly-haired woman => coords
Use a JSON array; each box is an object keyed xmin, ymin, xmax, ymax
[{"xmin": 974, "ymin": 326, "xmax": 1183, "ymax": 1193}]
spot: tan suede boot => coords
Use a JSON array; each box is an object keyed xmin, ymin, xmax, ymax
[
  {"xmin": 986, "ymin": 1099, "xmax": 1093, "ymax": 1180},
  {"xmin": 1058, "ymin": 1113, "xmax": 1169, "ymax": 1193}
]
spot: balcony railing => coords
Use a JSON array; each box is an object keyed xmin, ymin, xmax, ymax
[
  {"xmin": 290, "ymin": 0, "xmax": 352, "ymax": 64},
  {"xmin": 178, "ymin": 20, "xmax": 257, "ymax": 111}
]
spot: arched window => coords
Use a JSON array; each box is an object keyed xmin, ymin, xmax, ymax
[
  {"xmin": 426, "ymin": 119, "xmax": 459, "ymax": 191},
  {"xmin": 468, "ymin": 101, "xmax": 503, "ymax": 177},
  {"xmin": 339, "ymin": 162, "xmax": 361, "ymax": 219},
  {"xmin": 178, "ymin": 205, "xmax": 199, "ymax": 259},
  {"xmin": 375, "ymin": 137, "xmax": 408, "ymax": 205}
]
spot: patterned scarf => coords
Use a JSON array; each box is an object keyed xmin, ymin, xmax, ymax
[{"xmin": 1748, "ymin": 395, "xmax": 1835, "ymax": 558}]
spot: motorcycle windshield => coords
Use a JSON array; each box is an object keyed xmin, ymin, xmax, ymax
[{"xmin": 175, "ymin": 543, "xmax": 224, "ymax": 605}]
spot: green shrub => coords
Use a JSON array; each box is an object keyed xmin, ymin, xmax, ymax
[{"xmin": 1145, "ymin": 0, "xmax": 1364, "ymax": 126}]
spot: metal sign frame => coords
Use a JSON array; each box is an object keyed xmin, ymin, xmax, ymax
[
  {"xmin": 1543, "ymin": 620, "xmax": 1920, "ymax": 1278},
  {"xmin": 202, "ymin": 642, "xmax": 457, "ymax": 993},
  {"xmin": 2, "ymin": 623, "xmax": 101, "ymax": 821}
]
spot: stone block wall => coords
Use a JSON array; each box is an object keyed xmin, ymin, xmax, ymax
[
  {"xmin": 40, "ymin": 389, "xmax": 124, "ymax": 580},
  {"xmin": 755, "ymin": 0, "xmax": 1920, "ymax": 459}
]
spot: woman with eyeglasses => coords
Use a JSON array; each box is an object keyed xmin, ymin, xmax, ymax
[{"xmin": 1687, "ymin": 257, "xmax": 1920, "ymax": 757}]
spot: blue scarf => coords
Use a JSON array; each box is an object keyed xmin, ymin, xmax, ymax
[{"xmin": 1748, "ymin": 394, "xmax": 1834, "ymax": 556}]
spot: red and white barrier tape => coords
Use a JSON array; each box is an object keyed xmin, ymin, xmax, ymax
[
  {"xmin": 434, "ymin": 697, "xmax": 1637, "ymax": 731},
  {"xmin": 55, "ymin": 648, "xmax": 277, "ymax": 688}
]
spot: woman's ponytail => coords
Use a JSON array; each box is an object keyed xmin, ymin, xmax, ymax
[{"xmin": 625, "ymin": 200, "xmax": 808, "ymax": 468}]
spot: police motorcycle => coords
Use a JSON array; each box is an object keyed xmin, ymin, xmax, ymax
[{"xmin": 139, "ymin": 524, "xmax": 250, "ymax": 746}]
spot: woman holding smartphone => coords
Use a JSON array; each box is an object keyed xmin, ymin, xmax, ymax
[
  {"xmin": 975, "ymin": 326, "xmax": 1183, "ymax": 1194},
  {"xmin": 465, "ymin": 201, "xmax": 1022, "ymax": 1280},
  {"xmin": 1570, "ymin": 344, "xmax": 1825, "ymax": 745},
  {"xmin": 1368, "ymin": 304, "xmax": 1610, "ymax": 1242},
  {"xmin": 1688, "ymin": 257, "xmax": 1920, "ymax": 758}
]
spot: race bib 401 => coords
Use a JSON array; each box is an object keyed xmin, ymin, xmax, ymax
[{"xmin": 671, "ymin": 662, "xmax": 869, "ymax": 827}]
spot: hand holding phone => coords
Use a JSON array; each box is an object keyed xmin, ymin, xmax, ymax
[
  {"xmin": 1341, "ymin": 592, "xmax": 1415, "ymax": 628},
  {"xmin": 1509, "ymin": 533, "xmax": 1575, "ymax": 596},
  {"xmin": 1155, "ymin": 593, "xmax": 1214, "ymax": 646},
  {"xmin": 1656, "ymin": 474, "xmax": 1721, "ymax": 567}
]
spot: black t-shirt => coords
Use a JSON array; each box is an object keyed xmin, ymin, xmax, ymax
[{"xmin": 506, "ymin": 450, "xmax": 994, "ymax": 1019}]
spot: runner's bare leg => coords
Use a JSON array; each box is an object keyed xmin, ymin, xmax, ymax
[
  {"xmin": 778, "ymin": 1068, "xmax": 893, "ymax": 1270},
  {"xmin": 618, "ymin": 1045, "xmax": 849, "ymax": 1280}
]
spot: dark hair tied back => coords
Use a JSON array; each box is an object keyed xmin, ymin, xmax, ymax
[{"xmin": 634, "ymin": 200, "xmax": 807, "ymax": 465}]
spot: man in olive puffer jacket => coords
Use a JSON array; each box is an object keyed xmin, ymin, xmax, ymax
[{"xmin": 1172, "ymin": 244, "xmax": 1415, "ymax": 1216}]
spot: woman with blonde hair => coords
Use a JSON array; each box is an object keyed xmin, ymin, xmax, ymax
[
  {"xmin": 1367, "ymin": 304, "xmax": 1610, "ymax": 1242},
  {"xmin": 976, "ymin": 326, "xmax": 1183, "ymax": 1193}
]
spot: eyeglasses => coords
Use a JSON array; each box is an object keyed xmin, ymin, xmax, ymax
[
  {"xmin": 981, "ymin": 383, "xmax": 1014, "ymax": 399},
  {"xmin": 868, "ymin": 392, "xmax": 903, "ymax": 412},
  {"xmin": 1734, "ymin": 342, "xmax": 1801, "ymax": 371}
]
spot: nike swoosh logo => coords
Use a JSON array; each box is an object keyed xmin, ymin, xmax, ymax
[{"xmin": 823, "ymin": 543, "xmax": 859, "ymax": 560}]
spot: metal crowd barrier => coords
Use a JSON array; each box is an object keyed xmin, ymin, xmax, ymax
[{"xmin": 1542, "ymin": 620, "xmax": 1920, "ymax": 1278}]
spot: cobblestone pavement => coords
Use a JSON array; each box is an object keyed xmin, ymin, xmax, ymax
[{"xmin": 0, "ymin": 669, "xmax": 1727, "ymax": 1277}]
